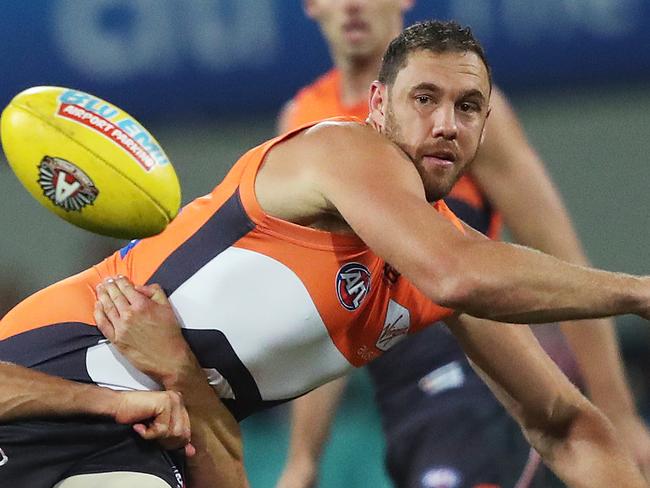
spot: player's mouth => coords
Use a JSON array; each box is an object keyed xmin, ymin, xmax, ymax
[
  {"xmin": 343, "ymin": 19, "xmax": 370, "ymax": 43},
  {"xmin": 421, "ymin": 151, "xmax": 457, "ymax": 168}
]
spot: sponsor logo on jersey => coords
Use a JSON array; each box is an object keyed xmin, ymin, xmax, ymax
[
  {"xmin": 376, "ymin": 299, "xmax": 410, "ymax": 351},
  {"xmin": 336, "ymin": 262, "xmax": 371, "ymax": 311},
  {"xmin": 421, "ymin": 467, "xmax": 462, "ymax": 488},
  {"xmin": 356, "ymin": 345, "xmax": 379, "ymax": 362},
  {"xmin": 56, "ymin": 89, "xmax": 169, "ymax": 171},
  {"xmin": 0, "ymin": 447, "xmax": 8, "ymax": 466},
  {"xmin": 38, "ymin": 156, "xmax": 99, "ymax": 211}
]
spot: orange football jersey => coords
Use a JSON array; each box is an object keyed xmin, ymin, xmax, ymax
[{"xmin": 1, "ymin": 120, "xmax": 462, "ymax": 420}]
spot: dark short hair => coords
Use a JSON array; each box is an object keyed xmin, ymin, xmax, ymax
[{"xmin": 378, "ymin": 20, "xmax": 491, "ymax": 88}]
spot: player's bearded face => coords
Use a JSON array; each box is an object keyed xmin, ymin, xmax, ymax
[{"xmin": 381, "ymin": 50, "xmax": 490, "ymax": 202}]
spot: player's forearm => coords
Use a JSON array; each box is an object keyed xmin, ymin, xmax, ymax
[
  {"xmin": 0, "ymin": 361, "xmax": 119, "ymax": 421},
  {"xmin": 162, "ymin": 355, "xmax": 248, "ymax": 488},
  {"xmin": 276, "ymin": 379, "xmax": 348, "ymax": 488},
  {"xmin": 560, "ymin": 319, "xmax": 637, "ymax": 418},
  {"xmin": 185, "ymin": 414, "xmax": 248, "ymax": 488},
  {"xmin": 498, "ymin": 165, "xmax": 638, "ymax": 410},
  {"xmin": 527, "ymin": 403, "xmax": 645, "ymax": 488},
  {"xmin": 289, "ymin": 378, "xmax": 348, "ymax": 463},
  {"xmin": 432, "ymin": 239, "xmax": 649, "ymax": 324}
]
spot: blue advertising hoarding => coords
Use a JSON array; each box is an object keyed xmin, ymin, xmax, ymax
[{"xmin": 0, "ymin": 0, "xmax": 649, "ymax": 120}]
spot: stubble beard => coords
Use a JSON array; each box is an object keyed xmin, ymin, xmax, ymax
[{"xmin": 384, "ymin": 106, "xmax": 457, "ymax": 203}]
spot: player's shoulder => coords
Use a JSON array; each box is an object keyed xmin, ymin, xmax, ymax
[
  {"xmin": 298, "ymin": 118, "xmax": 390, "ymax": 156},
  {"xmin": 268, "ymin": 119, "xmax": 398, "ymax": 182},
  {"xmin": 294, "ymin": 69, "xmax": 339, "ymax": 101},
  {"xmin": 283, "ymin": 119, "xmax": 419, "ymax": 190}
]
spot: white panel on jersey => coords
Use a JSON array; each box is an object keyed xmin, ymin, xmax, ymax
[
  {"xmin": 170, "ymin": 247, "xmax": 351, "ymax": 400},
  {"xmin": 86, "ymin": 339, "xmax": 161, "ymax": 391}
]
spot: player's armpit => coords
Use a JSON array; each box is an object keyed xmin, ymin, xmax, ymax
[{"xmin": 443, "ymin": 313, "xmax": 646, "ymax": 488}]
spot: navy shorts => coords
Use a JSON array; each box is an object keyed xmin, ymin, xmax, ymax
[
  {"xmin": 383, "ymin": 403, "xmax": 563, "ymax": 488},
  {"xmin": 0, "ymin": 417, "xmax": 185, "ymax": 488}
]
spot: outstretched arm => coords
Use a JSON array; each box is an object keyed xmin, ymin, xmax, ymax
[
  {"xmin": 445, "ymin": 313, "xmax": 646, "ymax": 488},
  {"xmin": 94, "ymin": 276, "xmax": 248, "ymax": 488},
  {"xmin": 470, "ymin": 87, "xmax": 650, "ymax": 475},
  {"xmin": 264, "ymin": 122, "xmax": 650, "ymax": 323}
]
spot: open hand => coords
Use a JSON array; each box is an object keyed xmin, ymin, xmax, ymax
[{"xmin": 94, "ymin": 276, "xmax": 191, "ymax": 385}]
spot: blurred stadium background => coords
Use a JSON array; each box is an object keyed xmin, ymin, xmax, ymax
[{"xmin": 1, "ymin": 1, "xmax": 650, "ymax": 486}]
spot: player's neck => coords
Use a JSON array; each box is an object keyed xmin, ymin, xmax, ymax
[{"xmin": 335, "ymin": 55, "xmax": 382, "ymax": 107}]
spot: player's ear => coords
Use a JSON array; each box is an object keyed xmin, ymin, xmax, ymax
[
  {"xmin": 401, "ymin": 0, "xmax": 415, "ymax": 13},
  {"xmin": 303, "ymin": 0, "xmax": 319, "ymax": 19},
  {"xmin": 369, "ymin": 81, "xmax": 387, "ymax": 127}
]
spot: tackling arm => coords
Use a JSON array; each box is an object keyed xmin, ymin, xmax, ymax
[
  {"xmin": 94, "ymin": 277, "xmax": 249, "ymax": 488},
  {"xmin": 0, "ymin": 361, "xmax": 192, "ymax": 451}
]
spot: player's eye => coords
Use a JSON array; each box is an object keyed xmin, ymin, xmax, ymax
[
  {"xmin": 415, "ymin": 95, "xmax": 432, "ymax": 105},
  {"xmin": 458, "ymin": 101, "xmax": 480, "ymax": 113}
]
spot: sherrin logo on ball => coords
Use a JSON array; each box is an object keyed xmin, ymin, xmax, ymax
[
  {"xmin": 0, "ymin": 86, "xmax": 181, "ymax": 239},
  {"xmin": 38, "ymin": 156, "xmax": 99, "ymax": 212}
]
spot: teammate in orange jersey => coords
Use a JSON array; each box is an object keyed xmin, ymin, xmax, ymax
[
  {"xmin": 1, "ymin": 21, "xmax": 650, "ymax": 488},
  {"xmin": 275, "ymin": 2, "xmax": 650, "ymax": 487}
]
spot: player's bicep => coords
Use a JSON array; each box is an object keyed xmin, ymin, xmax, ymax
[
  {"xmin": 444, "ymin": 313, "xmax": 585, "ymax": 426},
  {"xmin": 306, "ymin": 124, "xmax": 469, "ymax": 286},
  {"xmin": 458, "ymin": 219, "xmax": 488, "ymax": 240}
]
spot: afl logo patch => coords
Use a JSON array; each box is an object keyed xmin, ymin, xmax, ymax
[
  {"xmin": 38, "ymin": 156, "xmax": 99, "ymax": 212},
  {"xmin": 336, "ymin": 262, "xmax": 371, "ymax": 311}
]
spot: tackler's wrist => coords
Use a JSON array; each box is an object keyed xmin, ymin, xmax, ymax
[{"xmin": 160, "ymin": 346, "xmax": 203, "ymax": 391}]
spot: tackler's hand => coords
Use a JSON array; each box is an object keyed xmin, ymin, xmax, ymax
[
  {"xmin": 113, "ymin": 389, "xmax": 196, "ymax": 457},
  {"xmin": 94, "ymin": 276, "xmax": 193, "ymax": 385}
]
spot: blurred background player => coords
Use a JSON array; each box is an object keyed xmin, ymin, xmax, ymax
[{"xmin": 275, "ymin": 1, "xmax": 650, "ymax": 487}]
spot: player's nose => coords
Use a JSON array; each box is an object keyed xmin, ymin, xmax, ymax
[{"xmin": 431, "ymin": 104, "xmax": 458, "ymax": 140}]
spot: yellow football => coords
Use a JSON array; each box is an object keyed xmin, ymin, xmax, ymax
[{"xmin": 0, "ymin": 86, "xmax": 181, "ymax": 239}]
